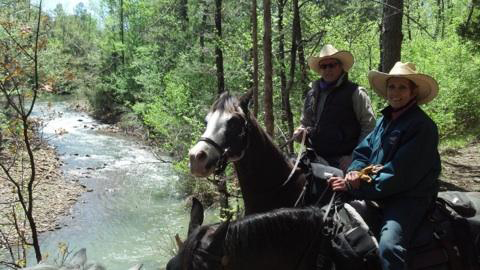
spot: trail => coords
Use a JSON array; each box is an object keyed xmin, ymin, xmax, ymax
[{"xmin": 440, "ymin": 139, "xmax": 480, "ymax": 192}]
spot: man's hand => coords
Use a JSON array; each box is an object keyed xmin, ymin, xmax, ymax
[
  {"xmin": 328, "ymin": 176, "xmax": 348, "ymax": 191},
  {"xmin": 293, "ymin": 126, "xmax": 308, "ymax": 143},
  {"xmin": 328, "ymin": 171, "xmax": 363, "ymax": 192}
]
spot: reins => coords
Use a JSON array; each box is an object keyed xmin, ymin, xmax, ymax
[
  {"xmin": 293, "ymin": 192, "xmax": 338, "ymax": 270},
  {"xmin": 282, "ymin": 130, "xmax": 306, "ymax": 188}
]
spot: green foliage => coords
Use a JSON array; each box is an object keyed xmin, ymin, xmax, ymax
[
  {"xmin": 86, "ymin": 82, "xmax": 125, "ymax": 123},
  {"xmin": 457, "ymin": 0, "xmax": 480, "ymax": 48},
  {"xmin": 37, "ymin": 0, "xmax": 480, "ymax": 205}
]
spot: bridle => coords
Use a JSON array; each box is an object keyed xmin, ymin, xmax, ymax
[{"xmin": 197, "ymin": 113, "xmax": 251, "ymax": 176}]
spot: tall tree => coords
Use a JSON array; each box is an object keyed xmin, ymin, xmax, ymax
[
  {"xmin": 214, "ymin": 0, "xmax": 228, "ymax": 218},
  {"xmin": 119, "ymin": 0, "xmax": 125, "ymax": 65},
  {"xmin": 0, "ymin": 1, "xmax": 45, "ymax": 264},
  {"xmin": 179, "ymin": 0, "xmax": 189, "ymax": 30},
  {"xmin": 263, "ymin": 0, "xmax": 274, "ymax": 136},
  {"xmin": 276, "ymin": 0, "xmax": 293, "ymax": 153},
  {"xmin": 458, "ymin": 0, "xmax": 480, "ymax": 47},
  {"xmin": 293, "ymin": 0, "xmax": 309, "ymax": 97},
  {"xmin": 379, "ymin": 0, "xmax": 404, "ymax": 72},
  {"xmin": 251, "ymin": 0, "xmax": 259, "ymax": 117},
  {"xmin": 215, "ymin": 0, "xmax": 225, "ymax": 95},
  {"xmin": 200, "ymin": 2, "xmax": 208, "ymax": 63},
  {"xmin": 435, "ymin": 0, "xmax": 445, "ymax": 38}
]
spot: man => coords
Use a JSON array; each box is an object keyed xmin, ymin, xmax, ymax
[{"xmin": 294, "ymin": 44, "xmax": 375, "ymax": 171}]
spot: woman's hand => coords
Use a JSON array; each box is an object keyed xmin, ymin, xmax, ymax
[{"xmin": 345, "ymin": 171, "xmax": 362, "ymax": 189}]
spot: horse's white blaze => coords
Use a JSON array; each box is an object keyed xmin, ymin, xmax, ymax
[{"xmin": 188, "ymin": 111, "xmax": 229, "ymax": 177}]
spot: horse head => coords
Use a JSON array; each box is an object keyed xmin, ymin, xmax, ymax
[
  {"xmin": 167, "ymin": 198, "xmax": 230, "ymax": 270},
  {"xmin": 189, "ymin": 91, "xmax": 308, "ymax": 215},
  {"xmin": 189, "ymin": 91, "xmax": 253, "ymax": 177}
]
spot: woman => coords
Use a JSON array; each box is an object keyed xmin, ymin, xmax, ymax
[{"xmin": 328, "ymin": 61, "xmax": 441, "ymax": 270}]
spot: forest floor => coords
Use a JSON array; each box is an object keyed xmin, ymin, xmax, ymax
[{"xmin": 440, "ymin": 139, "xmax": 480, "ymax": 192}]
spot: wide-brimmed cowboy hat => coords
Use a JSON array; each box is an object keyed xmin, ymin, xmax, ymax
[
  {"xmin": 307, "ymin": 44, "xmax": 354, "ymax": 74},
  {"xmin": 368, "ymin": 62, "xmax": 439, "ymax": 105}
]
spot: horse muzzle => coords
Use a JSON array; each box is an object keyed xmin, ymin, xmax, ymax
[{"xmin": 189, "ymin": 142, "xmax": 220, "ymax": 177}]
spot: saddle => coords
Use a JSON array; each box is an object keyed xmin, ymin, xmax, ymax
[
  {"xmin": 303, "ymin": 163, "xmax": 480, "ymax": 270},
  {"xmin": 330, "ymin": 192, "xmax": 480, "ymax": 270}
]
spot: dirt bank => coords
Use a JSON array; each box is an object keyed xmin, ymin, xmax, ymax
[{"xmin": 0, "ymin": 141, "xmax": 85, "ymax": 246}]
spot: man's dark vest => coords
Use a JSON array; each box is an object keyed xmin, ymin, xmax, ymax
[{"xmin": 309, "ymin": 79, "xmax": 361, "ymax": 158}]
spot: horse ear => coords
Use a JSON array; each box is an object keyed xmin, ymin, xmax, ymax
[
  {"xmin": 239, "ymin": 89, "xmax": 253, "ymax": 114},
  {"xmin": 188, "ymin": 197, "xmax": 204, "ymax": 236},
  {"xmin": 206, "ymin": 221, "xmax": 229, "ymax": 253},
  {"xmin": 174, "ymin": 234, "xmax": 184, "ymax": 250}
]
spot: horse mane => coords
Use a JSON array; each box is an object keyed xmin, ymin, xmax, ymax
[
  {"xmin": 225, "ymin": 207, "xmax": 324, "ymax": 257},
  {"xmin": 210, "ymin": 92, "xmax": 242, "ymax": 115}
]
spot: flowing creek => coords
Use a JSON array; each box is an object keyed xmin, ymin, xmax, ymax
[{"xmin": 29, "ymin": 101, "xmax": 207, "ymax": 269}]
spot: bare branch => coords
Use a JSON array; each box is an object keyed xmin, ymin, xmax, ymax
[{"xmin": 0, "ymin": 25, "xmax": 34, "ymax": 61}]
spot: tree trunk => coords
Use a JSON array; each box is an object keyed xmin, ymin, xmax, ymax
[
  {"xmin": 263, "ymin": 0, "xmax": 274, "ymax": 136},
  {"xmin": 293, "ymin": 0, "xmax": 308, "ymax": 98},
  {"xmin": 251, "ymin": 0, "xmax": 259, "ymax": 117},
  {"xmin": 380, "ymin": 0, "xmax": 404, "ymax": 72},
  {"xmin": 214, "ymin": 0, "xmax": 228, "ymax": 217},
  {"xmin": 277, "ymin": 0, "xmax": 290, "ymax": 153},
  {"xmin": 406, "ymin": 0, "xmax": 412, "ymax": 40},
  {"xmin": 179, "ymin": 0, "xmax": 188, "ymax": 30},
  {"xmin": 120, "ymin": 0, "xmax": 125, "ymax": 65},
  {"xmin": 200, "ymin": 3, "xmax": 208, "ymax": 63},
  {"xmin": 435, "ymin": 0, "xmax": 445, "ymax": 38},
  {"xmin": 215, "ymin": 0, "xmax": 225, "ymax": 95}
]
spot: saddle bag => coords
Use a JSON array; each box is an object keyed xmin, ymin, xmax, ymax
[{"xmin": 329, "ymin": 204, "xmax": 380, "ymax": 270}]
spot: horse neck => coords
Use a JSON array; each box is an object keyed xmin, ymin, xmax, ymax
[
  {"xmin": 233, "ymin": 119, "xmax": 304, "ymax": 214},
  {"xmin": 225, "ymin": 209, "xmax": 326, "ymax": 270}
]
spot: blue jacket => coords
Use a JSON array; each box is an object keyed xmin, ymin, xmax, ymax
[{"xmin": 348, "ymin": 104, "xmax": 441, "ymax": 200}]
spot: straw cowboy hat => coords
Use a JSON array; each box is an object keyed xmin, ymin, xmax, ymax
[
  {"xmin": 307, "ymin": 44, "xmax": 354, "ymax": 74},
  {"xmin": 368, "ymin": 61, "xmax": 439, "ymax": 105}
]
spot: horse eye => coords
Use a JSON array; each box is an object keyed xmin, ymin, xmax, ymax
[{"xmin": 227, "ymin": 117, "xmax": 243, "ymax": 134}]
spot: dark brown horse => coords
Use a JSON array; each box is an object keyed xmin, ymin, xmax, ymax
[
  {"xmin": 189, "ymin": 92, "xmax": 309, "ymax": 215},
  {"xmin": 166, "ymin": 198, "xmax": 331, "ymax": 270},
  {"xmin": 167, "ymin": 197, "xmax": 480, "ymax": 270}
]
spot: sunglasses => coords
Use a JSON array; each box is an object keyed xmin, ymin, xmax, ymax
[{"xmin": 319, "ymin": 62, "xmax": 339, "ymax": 69}]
